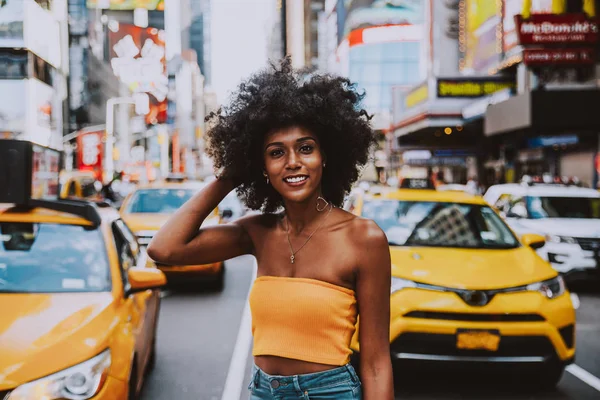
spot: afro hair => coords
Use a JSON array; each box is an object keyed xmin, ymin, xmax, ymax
[{"xmin": 205, "ymin": 57, "xmax": 377, "ymax": 213}]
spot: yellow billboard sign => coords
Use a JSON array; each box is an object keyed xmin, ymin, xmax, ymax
[
  {"xmin": 86, "ymin": 0, "xmax": 164, "ymax": 10},
  {"xmin": 404, "ymin": 83, "xmax": 429, "ymax": 109}
]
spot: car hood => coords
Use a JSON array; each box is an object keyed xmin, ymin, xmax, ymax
[
  {"xmin": 508, "ymin": 218, "xmax": 600, "ymax": 238},
  {"xmin": 0, "ymin": 292, "xmax": 116, "ymax": 389},
  {"xmin": 390, "ymin": 246, "xmax": 556, "ymax": 289},
  {"xmin": 121, "ymin": 213, "xmax": 170, "ymax": 232}
]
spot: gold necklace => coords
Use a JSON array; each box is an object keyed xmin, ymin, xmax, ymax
[{"xmin": 285, "ymin": 204, "xmax": 333, "ymax": 264}]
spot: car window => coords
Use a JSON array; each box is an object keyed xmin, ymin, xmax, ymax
[
  {"xmin": 81, "ymin": 178, "xmax": 100, "ymax": 198},
  {"xmin": 361, "ymin": 200, "xmax": 520, "ymax": 249},
  {"xmin": 67, "ymin": 182, "xmax": 77, "ymax": 196},
  {"xmin": 124, "ymin": 188, "xmax": 196, "ymax": 213},
  {"xmin": 527, "ymin": 196, "xmax": 600, "ymax": 219},
  {"xmin": 0, "ymin": 222, "xmax": 111, "ymax": 293}
]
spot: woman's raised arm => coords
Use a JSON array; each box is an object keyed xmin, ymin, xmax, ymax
[{"xmin": 146, "ymin": 178, "xmax": 254, "ymax": 265}]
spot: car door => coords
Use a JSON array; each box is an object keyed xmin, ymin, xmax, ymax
[{"xmin": 112, "ymin": 220, "xmax": 158, "ymax": 383}]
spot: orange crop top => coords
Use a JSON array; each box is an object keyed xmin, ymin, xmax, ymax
[{"xmin": 249, "ymin": 276, "xmax": 357, "ymax": 366}]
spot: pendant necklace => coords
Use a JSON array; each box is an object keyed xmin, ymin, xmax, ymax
[{"xmin": 285, "ymin": 204, "xmax": 333, "ymax": 264}]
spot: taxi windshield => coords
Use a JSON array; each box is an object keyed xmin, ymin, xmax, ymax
[
  {"xmin": 0, "ymin": 223, "xmax": 111, "ymax": 293},
  {"xmin": 125, "ymin": 188, "xmax": 196, "ymax": 213},
  {"xmin": 362, "ymin": 200, "xmax": 520, "ymax": 249}
]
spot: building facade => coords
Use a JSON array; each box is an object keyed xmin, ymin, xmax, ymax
[{"xmin": 0, "ymin": 0, "xmax": 69, "ymax": 148}]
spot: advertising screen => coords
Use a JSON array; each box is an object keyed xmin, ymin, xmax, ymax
[
  {"xmin": 31, "ymin": 144, "xmax": 61, "ymax": 200},
  {"xmin": 109, "ymin": 23, "xmax": 167, "ymax": 124},
  {"xmin": 461, "ymin": 0, "xmax": 501, "ymax": 74},
  {"xmin": 77, "ymin": 130, "xmax": 104, "ymax": 180},
  {"xmin": 86, "ymin": 0, "xmax": 164, "ymax": 10},
  {"xmin": 342, "ymin": 0, "xmax": 424, "ymax": 38}
]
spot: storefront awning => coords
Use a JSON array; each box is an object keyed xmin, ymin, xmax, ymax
[
  {"xmin": 485, "ymin": 89, "xmax": 600, "ymax": 136},
  {"xmin": 392, "ymin": 77, "xmax": 516, "ymax": 139}
]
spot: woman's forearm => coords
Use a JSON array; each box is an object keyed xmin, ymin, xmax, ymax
[
  {"xmin": 146, "ymin": 178, "xmax": 235, "ymax": 263},
  {"xmin": 361, "ymin": 359, "xmax": 394, "ymax": 400}
]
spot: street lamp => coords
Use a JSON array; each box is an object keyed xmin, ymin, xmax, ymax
[{"xmin": 105, "ymin": 97, "xmax": 135, "ymax": 182}]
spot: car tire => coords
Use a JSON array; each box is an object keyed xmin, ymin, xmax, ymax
[
  {"xmin": 128, "ymin": 360, "xmax": 139, "ymax": 400},
  {"xmin": 532, "ymin": 364, "xmax": 565, "ymax": 389},
  {"xmin": 214, "ymin": 263, "xmax": 225, "ymax": 291},
  {"xmin": 146, "ymin": 338, "xmax": 157, "ymax": 374}
]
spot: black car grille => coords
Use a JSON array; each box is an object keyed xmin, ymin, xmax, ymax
[
  {"xmin": 575, "ymin": 237, "xmax": 600, "ymax": 251},
  {"xmin": 559, "ymin": 324, "xmax": 575, "ymax": 349},
  {"xmin": 391, "ymin": 332, "xmax": 557, "ymax": 358},
  {"xmin": 404, "ymin": 311, "xmax": 545, "ymax": 322}
]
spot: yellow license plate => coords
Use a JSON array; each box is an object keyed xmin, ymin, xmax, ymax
[{"xmin": 456, "ymin": 330, "xmax": 500, "ymax": 351}]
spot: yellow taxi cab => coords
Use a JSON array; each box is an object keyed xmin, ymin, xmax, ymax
[
  {"xmin": 0, "ymin": 140, "xmax": 166, "ymax": 400},
  {"xmin": 345, "ymin": 183, "xmax": 576, "ymax": 387},
  {"xmin": 59, "ymin": 170, "xmax": 103, "ymax": 201},
  {"xmin": 119, "ymin": 177, "xmax": 226, "ymax": 289}
]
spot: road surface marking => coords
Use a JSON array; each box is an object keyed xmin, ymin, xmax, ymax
[
  {"xmin": 221, "ymin": 258, "xmax": 256, "ymax": 400},
  {"xmin": 567, "ymin": 364, "xmax": 600, "ymax": 392}
]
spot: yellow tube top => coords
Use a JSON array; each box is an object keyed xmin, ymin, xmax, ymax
[{"xmin": 249, "ymin": 276, "xmax": 357, "ymax": 366}]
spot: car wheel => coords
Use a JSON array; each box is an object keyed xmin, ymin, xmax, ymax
[
  {"xmin": 214, "ymin": 263, "xmax": 225, "ymax": 291},
  {"xmin": 128, "ymin": 361, "xmax": 139, "ymax": 400},
  {"xmin": 532, "ymin": 364, "xmax": 565, "ymax": 389},
  {"xmin": 145, "ymin": 338, "xmax": 157, "ymax": 374}
]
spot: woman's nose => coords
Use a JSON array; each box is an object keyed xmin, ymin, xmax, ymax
[{"xmin": 286, "ymin": 152, "xmax": 301, "ymax": 169}]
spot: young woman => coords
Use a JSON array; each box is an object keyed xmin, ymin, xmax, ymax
[{"xmin": 147, "ymin": 58, "xmax": 393, "ymax": 400}]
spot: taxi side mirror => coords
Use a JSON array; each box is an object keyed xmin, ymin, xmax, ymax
[
  {"xmin": 521, "ymin": 233, "xmax": 545, "ymax": 250},
  {"xmin": 126, "ymin": 267, "xmax": 166, "ymax": 295}
]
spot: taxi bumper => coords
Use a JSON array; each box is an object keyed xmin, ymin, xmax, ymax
[{"xmin": 351, "ymin": 288, "xmax": 576, "ymax": 365}]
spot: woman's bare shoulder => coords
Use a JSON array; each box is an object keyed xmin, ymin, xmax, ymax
[
  {"xmin": 347, "ymin": 215, "xmax": 387, "ymax": 247},
  {"xmin": 235, "ymin": 211, "xmax": 282, "ymax": 232}
]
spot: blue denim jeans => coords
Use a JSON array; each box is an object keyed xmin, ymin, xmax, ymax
[{"xmin": 248, "ymin": 363, "xmax": 362, "ymax": 399}]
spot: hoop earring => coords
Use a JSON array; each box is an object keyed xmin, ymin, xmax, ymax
[{"xmin": 316, "ymin": 196, "xmax": 329, "ymax": 212}]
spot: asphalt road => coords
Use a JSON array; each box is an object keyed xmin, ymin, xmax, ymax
[{"xmin": 141, "ymin": 255, "xmax": 600, "ymax": 400}]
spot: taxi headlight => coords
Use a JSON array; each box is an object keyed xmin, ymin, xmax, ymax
[
  {"xmin": 8, "ymin": 349, "xmax": 111, "ymax": 400},
  {"xmin": 391, "ymin": 277, "xmax": 417, "ymax": 294},
  {"xmin": 545, "ymin": 234, "xmax": 577, "ymax": 244},
  {"xmin": 526, "ymin": 276, "xmax": 566, "ymax": 299}
]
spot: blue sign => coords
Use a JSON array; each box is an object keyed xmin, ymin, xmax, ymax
[{"xmin": 527, "ymin": 135, "xmax": 579, "ymax": 148}]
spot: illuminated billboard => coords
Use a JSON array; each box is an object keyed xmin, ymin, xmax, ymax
[
  {"xmin": 108, "ymin": 23, "xmax": 167, "ymax": 124},
  {"xmin": 460, "ymin": 0, "xmax": 502, "ymax": 74},
  {"xmin": 342, "ymin": 0, "xmax": 424, "ymax": 37},
  {"xmin": 86, "ymin": 0, "xmax": 164, "ymax": 10}
]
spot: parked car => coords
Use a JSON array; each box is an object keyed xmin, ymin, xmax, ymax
[{"xmin": 484, "ymin": 182, "xmax": 600, "ymax": 281}]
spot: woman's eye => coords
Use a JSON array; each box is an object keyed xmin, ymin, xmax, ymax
[
  {"xmin": 299, "ymin": 145, "xmax": 313, "ymax": 153},
  {"xmin": 270, "ymin": 149, "xmax": 284, "ymax": 157}
]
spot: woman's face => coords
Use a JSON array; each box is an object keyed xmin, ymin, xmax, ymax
[{"xmin": 263, "ymin": 126, "xmax": 324, "ymax": 204}]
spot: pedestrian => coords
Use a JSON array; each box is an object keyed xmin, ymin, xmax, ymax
[{"xmin": 147, "ymin": 58, "xmax": 393, "ymax": 400}]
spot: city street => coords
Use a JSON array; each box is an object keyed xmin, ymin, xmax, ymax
[{"xmin": 141, "ymin": 255, "xmax": 600, "ymax": 400}]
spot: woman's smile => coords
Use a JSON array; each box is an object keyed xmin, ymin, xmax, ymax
[{"xmin": 283, "ymin": 174, "xmax": 309, "ymax": 187}]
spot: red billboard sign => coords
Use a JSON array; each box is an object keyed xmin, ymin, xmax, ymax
[
  {"xmin": 77, "ymin": 130, "xmax": 104, "ymax": 179},
  {"xmin": 523, "ymin": 48, "xmax": 595, "ymax": 65},
  {"xmin": 515, "ymin": 14, "xmax": 599, "ymax": 45}
]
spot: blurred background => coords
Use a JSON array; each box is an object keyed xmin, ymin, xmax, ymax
[{"xmin": 1, "ymin": 0, "xmax": 598, "ymax": 191}]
